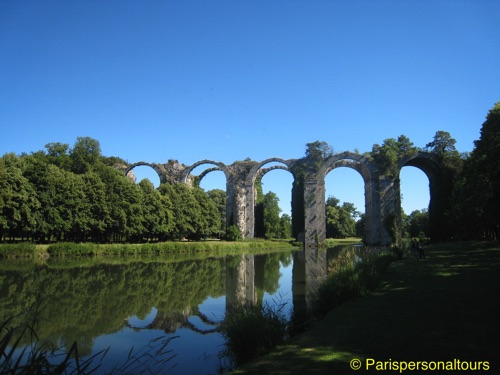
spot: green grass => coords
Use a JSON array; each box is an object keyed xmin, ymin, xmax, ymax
[
  {"xmin": 0, "ymin": 240, "xmax": 297, "ymax": 259},
  {"xmin": 234, "ymin": 241, "xmax": 500, "ymax": 374}
]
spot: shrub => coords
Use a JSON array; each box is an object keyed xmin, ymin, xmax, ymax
[
  {"xmin": 225, "ymin": 225, "xmax": 242, "ymax": 241},
  {"xmin": 0, "ymin": 243, "xmax": 39, "ymax": 258},
  {"xmin": 221, "ymin": 300, "xmax": 288, "ymax": 365},
  {"xmin": 312, "ymin": 247, "xmax": 396, "ymax": 317}
]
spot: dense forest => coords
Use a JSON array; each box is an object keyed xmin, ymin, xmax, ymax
[
  {"xmin": 0, "ymin": 136, "xmax": 291, "ymax": 243},
  {"xmin": 1, "ymin": 102, "xmax": 498, "ymax": 243}
]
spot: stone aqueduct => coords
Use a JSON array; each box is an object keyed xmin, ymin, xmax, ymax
[{"xmin": 123, "ymin": 151, "xmax": 450, "ymax": 247}]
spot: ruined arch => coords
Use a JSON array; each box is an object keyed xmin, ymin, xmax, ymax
[
  {"xmin": 125, "ymin": 162, "xmax": 167, "ymax": 184},
  {"xmin": 180, "ymin": 160, "xmax": 231, "ymax": 186},
  {"xmin": 246, "ymin": 157, "xmax": 296, "ymax": 186},
  {"xmin": 244, "ymin": 158, "xmax": 296, "ymax": 239},
  {"xmin": 318, "ymin": 152, "xmax": 379, "ymax": 244},
  {"xmin": 398, "ymin": 151, "xmax": 451, "ymax": 241}
]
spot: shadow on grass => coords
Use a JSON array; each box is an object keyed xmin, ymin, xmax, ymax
[{"xmin": 234, "ymin": 241, "xmax": 500, "ymax": 374}]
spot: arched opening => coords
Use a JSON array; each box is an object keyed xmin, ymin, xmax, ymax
[
  {"xmin": 251, "ymin": 160, "xmax": 294, "ymax": 240},
  {"xmin": 400, "ymin": 166, "xmax": 430, "ymax": 239},
  {"xmin": 128, "ymin": 165, "xmax": 161, "ymax": 188},
  {"xmin": 324, "ymin": 166, "xmax": 365, "ymax": 239},
  {"xmin": 188, "ymin": 163, "xmax": 228, "ymax": 239}
]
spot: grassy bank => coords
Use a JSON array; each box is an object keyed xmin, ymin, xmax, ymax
[
  {"xmin": 235, "ymin": 241, "xmax": 500, "ymax": 374},
  {"xmin": 0, "ymin": 239, "xmax": 297, "ymax": 259}
]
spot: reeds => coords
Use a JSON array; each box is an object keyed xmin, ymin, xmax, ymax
[
  {"xmin": 221, "ymin": 299, "xmax": 288, "ymax": 366},
  {"xmin": 312, "ymin": 246, "xmax": 397, "ymax": 317}
]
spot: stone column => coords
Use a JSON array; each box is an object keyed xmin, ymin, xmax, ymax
[
  {"xmin": 378, "ymin": 175, "xmax": 401, "ymax": 246},
  {"xmin": 364, "ymin": 178, "xmax": 380, "ymax": 245},
  {"xmin": 244, "ymin": 181, "xmax": 255, "ymax": 238},
  {"xmin": 225, "ymin": 176, "xmax": 248, "ymax": 237},
  {"xmin": 303, "ymin": 174, "xmax": 326, "ymax": 247}
]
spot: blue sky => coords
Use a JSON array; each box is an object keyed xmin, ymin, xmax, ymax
[{"xmin": 1, "ymin": 0, "xmax": 499, "ymax": 216}]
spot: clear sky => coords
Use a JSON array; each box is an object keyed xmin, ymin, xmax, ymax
[{"xmin": 1, "ymin": 0, "xmax": 499, "ymax": 216}]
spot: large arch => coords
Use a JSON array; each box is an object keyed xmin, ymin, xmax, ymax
[
  {"xmin": 244, "ymin": 158, "xmax": 297, "ymax": 239},
  {"xmin": 318, "ymin": 152, "xmax": 379, "ymax": 245},
  {"xmin": 399, "ymin": 151, "xmax": 451, "ymax": 242}
]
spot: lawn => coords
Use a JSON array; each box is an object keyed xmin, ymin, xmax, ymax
[{"xmin": 234, "ymin": 241, "xmax": 500, "ymax": 374}]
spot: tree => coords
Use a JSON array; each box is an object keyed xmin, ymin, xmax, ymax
[
  {"xmin": 279, "ymin": 214, "xmax": 292, "ymax": 239},
  {"xmin": 207, "ymin": 189, "xmax": 226, "ymax": 238},
  {"xmin": 305, "ymin": 141, "xmax": 334, "ymax": 171},
  {"xmin": 406, "ymin": 209, "xmax": 429, "ymax": 238},
  {"xmin": 191, "ymin": 187, "xmax": 220, "ymax": 240},
  {"xmin": 371, "ymin": 135, "xmax": 417, "ymax": 176},
  {"xmin": 263, "ymin": 192, "xmax": 282, "ymax": 239},
  {"xmin": 425, "ymin": 131, "xmax": 457, "ymax": 156},
  {"xmin": 138, "ymin": 179, "xmax": 170, "ymax": 242},
  {"xmin": 45, "ymin": 142, "xmax": 71, "ymax": 170},
  {"xmin": 325, "ymin": 196, "xmax": 358, "ymax": 238},
  {"xmin": 0, "ymin": 154, "xmax": 40, "ymax": 241},
  {"xmin": 452, "ymin": 102, "xmax": 500, "ymax": 240},
  {"xmin": 70, "ymin": 136, "xmax": 102, "ymax": 174}
]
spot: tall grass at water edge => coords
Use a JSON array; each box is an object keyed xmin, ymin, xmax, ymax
[
  {"xmin": 0, "ymin": 314, "xmax": 178, "ymax": 374},
  {"xmin": 0, "ymin": 240, "xmax": 297, "ymax": 259},
  {"xmin": 312, "ymin": 246, "xmax": 399, "ymax": 317},
  {"xmin": 221, "ymin": 298, "xmax": 289, "ymax": 368}
]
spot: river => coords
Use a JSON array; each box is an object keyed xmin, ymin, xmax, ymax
[{"xmin": 0, "ymin": 246, "xmax": 338, "ymax": 374}]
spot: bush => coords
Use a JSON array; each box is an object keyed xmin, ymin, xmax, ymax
[
  {"xmin": 0, "ymin": 243, "xmax": 40, "ymax": 258},
  {"xmin": 225, "ymin": 225, "xmax": 242, "ymax": 241},
  {"xmin": 221, "ymin": 300, "xmax": 288, "ymax": 365},
  {"xmin": 312, "ymin": 247, "xmax": 396, "ymax": 317}
]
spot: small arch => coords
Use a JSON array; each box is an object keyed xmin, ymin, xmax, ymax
[
  {"xmin": 125, "ymin": 162, "xmax": 166, "ymax": 185},
  {"xmin": 180, "ymin": 160, "xmax": 231, "ymax": 185},
  {"xmin": 246, "ymin": 157, "xmax": 296, "ymax": 186}
]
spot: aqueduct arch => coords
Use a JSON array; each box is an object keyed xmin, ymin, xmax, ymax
[
  {"xmin": 124, "ymin": 150, "xmax": 451, "ymax": 246},
  {"xmin": 125, "ymin": 162, "xmax": 167, "ymax": 184},
  {"xmin": 244, "ymin": 158, "xmax": 297, "ymax": 239},
  {"xmin": 320, "ymin": 152, "xmax": 379, "ymax": 245},
  {"xmin": 398, "ymin": 152, "xmax": 451, "ymax": 242}
]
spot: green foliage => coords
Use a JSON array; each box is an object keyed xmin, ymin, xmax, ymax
[
  {"xmin": 451, "ymin": 102, "xmax": 500, "ymax": 240},
  {"xmin": 279, "ymin": 214, "xmax": 292, "ymax": 239},
  {"xmin": 69, "ymin": 136, "xmax": 102, "ymax": 174},
  {"xmin": 0, "ymin": 137, "xmax": 225, "ymax": 245},
  {"xmin": 312, "ymin": 246, "xmax": 397, "ymax": 317},
  {"xmin": 263, "ymin": 192, "xmax": 282, "ymax": 239},
  {"xmin": 0, "ymin": 243, "xmax": 40, "ymax": 258},
  {"xmin": 403, "ymin": 209, "xmax": 429, "ymax": 238},
  {"xmin": 207, "ymin": 189, "xmax": 227, "ymax": 238},
  {"xmin": 304, "ymin": 140, "xmax": 333, "ymax": 171},
  {"xmin": 325, "ymin": 196, "xmax": 359, "ymax": 239},
  {"xmin": 221, "ymin": 300, "xmax": 288, "ymax": 365},
  {"xmin": 371, "ymin": 135, "xmax": 417, "ymax": 177},
  {"xmin": 225, "ymin": 225, "xmax": 242, "ymax": 241}
]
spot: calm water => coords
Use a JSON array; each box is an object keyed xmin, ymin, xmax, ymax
[{"xmin": 0, "ymin": 247, "xmax": 336, "ymax": 374}]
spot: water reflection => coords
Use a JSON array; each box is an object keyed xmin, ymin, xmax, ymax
[{"xmin": 0, "ymin": 246, "xmax": 359, "ymax": 373}]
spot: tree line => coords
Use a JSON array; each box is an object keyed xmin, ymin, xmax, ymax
[
  {"xmin": 0, "ymin": 137, "xmax": 292, "ymax": 243},
  {"xmin": 1, "ymin": 102, "xmax": 498, "ymax": 243},
  {"xmin": 296, "ymin": 102, "xmax": 500, "ymax": 242}
]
